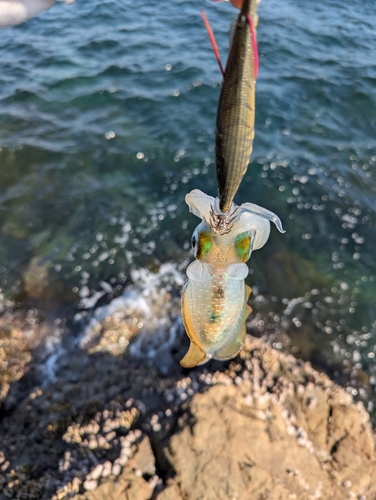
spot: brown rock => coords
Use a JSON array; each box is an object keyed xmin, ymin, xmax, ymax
[
  {"xmin": 1, "ymin": 330, "xmax": 376, "ymax": 500},
  {"xmin": 127, "ymin": 435, "xmax": 156, "ymax": 477},
  {"xmin": 155, "ymin": 480, "xmax": 183, "ymax": 500},
  {"xmin": 83, "ymin": 472, "xmax": 152, "ymax": 500},
  {"xmin": 163, "ymin": 384, "xmax": 333, "ymax": 500},
  {"xmin": 0, "ymin": 308, "xmax": 40, "ymax": 406},
  {"xmin": 159, "ymin": 339, "xmax": 376, "ymax": 500}
]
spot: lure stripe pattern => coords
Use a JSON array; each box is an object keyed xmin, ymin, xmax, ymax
[{"xmin": 216, "ymin": 0, "xmax": 258, "ymax": 213}]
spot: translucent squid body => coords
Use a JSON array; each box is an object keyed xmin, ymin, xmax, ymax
[{"xmin": 180, "ymin": 189, "xmax": 284, "ymax": 368}]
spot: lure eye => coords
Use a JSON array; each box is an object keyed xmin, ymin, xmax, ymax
[{"xmin": 191, "ymin": 234, "xmax": 197, "ymax": 249}]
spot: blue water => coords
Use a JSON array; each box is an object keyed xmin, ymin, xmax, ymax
[{"xmin": 0, "ymin": 0, "xmax": 375, "ymax": 405}]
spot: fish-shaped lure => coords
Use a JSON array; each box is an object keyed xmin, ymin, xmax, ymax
[
  {"xmin": 180, "ymin": 189, "xmax": 284, "ymax": 368},
  {"xmin": 215, "ymin": 0, "xmax": 260, "ymax": 212}
]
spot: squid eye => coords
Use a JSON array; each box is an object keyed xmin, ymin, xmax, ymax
[{"xmin": 191, "ymin": 228, "xmax": 199, "ymax": 258}]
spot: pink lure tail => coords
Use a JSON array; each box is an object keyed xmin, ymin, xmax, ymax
[
  {"xmin": 247, "ymin": 13, "xmax": 259, "ymax": 79},
  {"xmin": 201, "ymin": 10, "xmax": 225, "ymax": 78}
]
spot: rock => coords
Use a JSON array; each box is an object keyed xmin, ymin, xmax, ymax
[
  {"xmin": 83, "ymin": 472, "xmax": 152, "ymax": 500},
  {"xmin": 1, "ymin": 332, "xmax": 375, "ymax": 500},
  {"xmin": 163, "ymin": 384, "xmax": 327, "ymax": 500},
  {"xmin": 155, "ymin": 480, "xmax": 183, "ymax": 500},
  {"xmin": 0, "ymin": 308, "xmax": 40, "ymax": 408},
  {"xmin": 158, "ymin": 339, "xmax": 376, "ymax": 500},
  {"xmin": 127, "ymin": 435, "xmax": 156, "ymax": 477},
  {"xmin": 23, "ymin": 257, "xmax": 49, "ymax": 300}
]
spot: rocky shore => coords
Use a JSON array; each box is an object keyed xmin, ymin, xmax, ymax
[{"xmin": 1, "ymin": 309, "xmax": 375, "ymax": 500}]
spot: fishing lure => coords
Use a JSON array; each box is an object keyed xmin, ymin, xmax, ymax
[
  {"xmin": 180, "ymin": 189, "xmax": 284, "ymax": 368},
  {"xmin": 216, "ymin": 0, "xmax": 259, "ymax": 213},
  {"xmin": 202, "ymin": 0, "xmax": 260, "ymax": 212}
]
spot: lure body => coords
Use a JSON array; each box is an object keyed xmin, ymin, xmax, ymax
[
  {"xmin": 216, "ymin": 0, "xmax": 259, "ymax": 212},
  {"xmin": 180, "ymin": 189, "xmax": 284, "ymax": 368}
]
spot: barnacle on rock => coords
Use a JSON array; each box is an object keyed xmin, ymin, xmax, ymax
[{"xmin": 4, "ymin": 466, "xmax": 44, "ymax": 500}]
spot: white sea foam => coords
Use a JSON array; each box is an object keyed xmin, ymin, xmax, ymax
[
  {"xmin": 37, "ymin": 263, "xmax": 185, "ymax": 383},
  {"xmin": 79, "ymin": 263, "xmax": 185, "ymax": 366}
]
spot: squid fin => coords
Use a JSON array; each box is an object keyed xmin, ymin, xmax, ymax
[
  {"xmin": 180, "ymin": 342, "xmax": 208, "ymax": 368},
  {"xmin": 201, "ymin": 10, "xmax": 225, "ymax": 78},
  {"xmin": 246, "ymin": 285, "xmax": 252, "ymax": 317},
  {"xmin": 180, "ymin": 283, "xmax": 209, "ymax": 368},
  {"xmin": 247, "ymin": 13, "xmax": 259, "ymax": 79}
]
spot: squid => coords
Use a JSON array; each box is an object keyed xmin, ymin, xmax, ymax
[{"xmin": 180, "ymin": 189, "xmax": 284, "ymax": 368}]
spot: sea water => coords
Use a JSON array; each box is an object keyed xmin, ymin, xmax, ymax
[{"xmin": 0, "ymin": 0, "xmax": 375, "ymax": 408}]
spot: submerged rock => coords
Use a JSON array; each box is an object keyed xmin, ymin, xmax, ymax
[{"xmin": 0, "ymin": 307, "xmax": 40, "ymax": 407}]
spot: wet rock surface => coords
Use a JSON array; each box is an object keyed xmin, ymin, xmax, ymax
[
  {"xmin": 0, "ymin": 333, "xmax": 375, "ymax": 500},
  {"xmin": 0, "ymin": 307, "xmax": 40, "ymax": 408}
]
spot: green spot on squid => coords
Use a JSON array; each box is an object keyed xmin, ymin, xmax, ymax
[
  {"xmin": 197, "ymin": 231, "xmax": 213, "ymax": 260},
  {"xmin": 210, "ymin": 312, "xmax": 221, "ymax": 323},
  {"xmin": 235, "ymin": 232, "xmax": 252, "ymax": 262}
]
